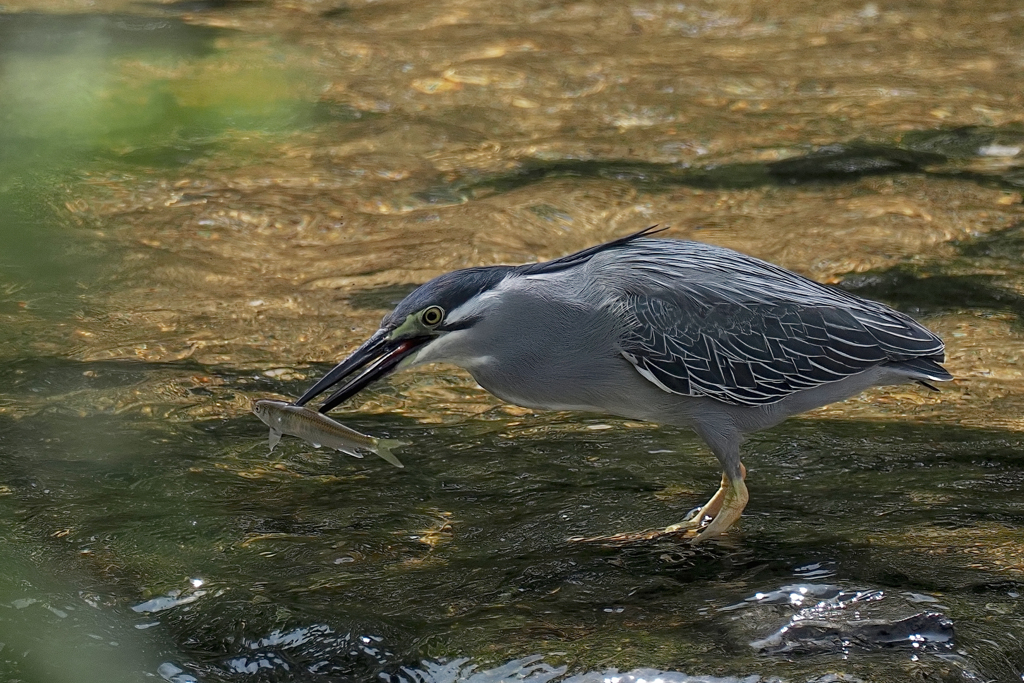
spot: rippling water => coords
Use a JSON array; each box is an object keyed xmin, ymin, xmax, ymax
[{"xmin": 1, "ymin": 1, "xmax": 1023, "ymax": 681}]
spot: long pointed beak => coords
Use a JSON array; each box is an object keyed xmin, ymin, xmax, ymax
[{"xmin": 294, "ymin": 329, "xmax": 428, "ymax": 413}]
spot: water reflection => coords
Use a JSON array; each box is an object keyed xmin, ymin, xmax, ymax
[
  {"xmin": 5, "ymin": 357, "xmax": 1021, "ymax": 680},
  {"xmin": 132, "ymin": 578, "xmax": 210, "ymax": 614},
  {"xmin": 0, "ymin": 13, "xmax": 223, "ymax": 57},
  {"xmin": 167, "ymin": 649, "xmax": 788, "ymax": 683},
  {"xmin": 730, "ymin": 584, "xmax": 955, "ymax": 655}
]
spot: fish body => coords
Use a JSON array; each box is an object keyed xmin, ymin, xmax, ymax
[{"xmin": 251, "ymin": 399, "xmax": 405, "ymax": 468}]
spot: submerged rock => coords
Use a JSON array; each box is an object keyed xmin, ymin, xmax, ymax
[
  {"xmin": 720, "ymin": 583, "xmax": 956, "ymax": 657},
  {"xmin": 751, "ymin": 611, "xmax": 954, "ymax": 654}
]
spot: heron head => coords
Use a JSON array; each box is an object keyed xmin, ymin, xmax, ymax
[
  {"xmin": 295, "ymin": 266, "xmax": 513, "ymax": 413},
  {"xmin": 293, "ymin": 227, "xmax": 666, "ymax": 413}
]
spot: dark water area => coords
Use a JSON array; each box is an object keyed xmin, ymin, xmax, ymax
[{"xmin": 1, "ymin": 1, "xmax": 1024, "ymax": 681}]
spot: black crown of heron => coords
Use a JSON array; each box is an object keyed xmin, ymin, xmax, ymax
[{"xmin": 296, "ymin": 227, "xmax": 951, "ymax": 543}]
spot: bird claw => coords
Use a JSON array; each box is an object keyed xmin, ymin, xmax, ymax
[
  {"xmin": 664, "ymin": 511, "xmax": 710, "ymax": 533},
  {"xmin": 682, "ymin": 505, "xmax": 704, "ymax": 522}
]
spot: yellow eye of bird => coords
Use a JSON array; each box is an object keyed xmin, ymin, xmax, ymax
[{"xmin": 422, "ymin": 305, "xmax": 444, "ymax": 326}]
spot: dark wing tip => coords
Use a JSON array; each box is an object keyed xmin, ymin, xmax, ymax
[{"xmin": 888, "ymin": 356, "xmax": 953, "ymax": 382}]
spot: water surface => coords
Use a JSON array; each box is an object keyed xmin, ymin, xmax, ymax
[{"xmin": 1, "ymin": 1, "xmax": 1023, "ymax": 681}]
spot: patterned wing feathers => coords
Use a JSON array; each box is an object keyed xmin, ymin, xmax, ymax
[{"xmin": 621, "ymin": 294, "xmax": 944, "ymax": 406}]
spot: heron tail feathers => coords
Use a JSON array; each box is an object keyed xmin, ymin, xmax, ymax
[{"xmin": 887, "ymin": 357, "xmax": 953, "ymax": 387}]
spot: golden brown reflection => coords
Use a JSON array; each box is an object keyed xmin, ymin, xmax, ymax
[
  {"xmin": 59, "ymin": 175, "xmax": 1023, "ymax": 428},
  {"xmin": 871, "ymin": 522, "xmax": 1024, "ymax": 577},
  {"xmin": 0, "ymin": 0, "xmax": 1020, "ymax": 436}
]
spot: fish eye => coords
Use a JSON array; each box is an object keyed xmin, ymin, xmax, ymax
[{"xmin": 421, "ymin": 305, "xmax": 445, "ymax": 326}]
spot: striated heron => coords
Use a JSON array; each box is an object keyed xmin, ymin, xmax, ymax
[{"xmin": 295, "ymin": 227, "xmax": 952, "ymax": 543}]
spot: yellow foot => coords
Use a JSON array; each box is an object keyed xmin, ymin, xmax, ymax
[
  {"xmin": 664, "ymin": 473, "xmax": 731, "ymax": 533},
  {"xmin": 569, "ymin": 464, "xmax": 748, "ymax": 547},
  {"xmin": 688, "ymin": 474, "xmax": 748, "ymax": 544}
]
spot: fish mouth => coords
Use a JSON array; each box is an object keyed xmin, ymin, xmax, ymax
[{"xmin": 294, "ymin": 329, "xmax": 429, "ymax": 413}]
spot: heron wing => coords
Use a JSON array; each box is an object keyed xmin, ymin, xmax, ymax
[{"xmin": 610, "ymin": 242, "xmax": 946, "ymax": 406}]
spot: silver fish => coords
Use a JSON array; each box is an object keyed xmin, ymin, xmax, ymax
[{"xmin": 251, "ymin": 399, "xmax": 405, "ymax": 468}]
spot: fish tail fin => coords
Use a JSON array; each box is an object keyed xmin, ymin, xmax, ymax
[{"xmin": 374, "ymin": 439, "xmax": 407, "ymax": 469}]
